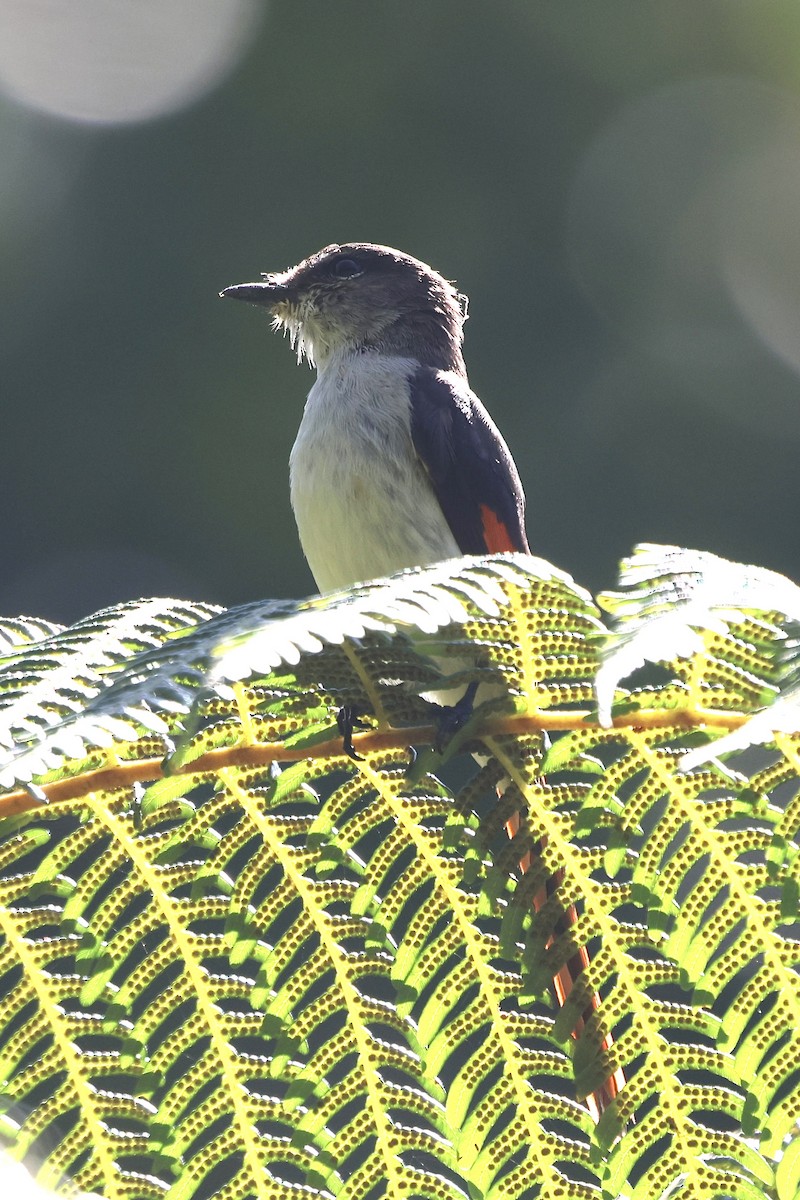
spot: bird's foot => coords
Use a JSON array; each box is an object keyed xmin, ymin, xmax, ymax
[
  {"xmin": 403, "ymin": 681, "xmax": 482, "ymax": 784},
  {"xmin": 337, "ymin": 705, "xmax": 371, "ymax": 761},
  {"xmin": 433, "ymin": 680, "xmax": 480, "ymax": 754}
]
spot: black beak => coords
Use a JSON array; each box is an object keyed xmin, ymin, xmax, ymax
[{"xmin": 219, "ymin": 280, "xmax": 290, "ymax": 305}]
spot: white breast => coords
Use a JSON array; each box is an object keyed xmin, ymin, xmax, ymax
[{"xmin": 288, "ymin": 350, "xmax": 460, "ymax": 592}]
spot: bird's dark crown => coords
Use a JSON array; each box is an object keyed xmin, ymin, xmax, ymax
[{"xmin": 226, "ymin": 242, "xmax": 468, "ymax": 372}]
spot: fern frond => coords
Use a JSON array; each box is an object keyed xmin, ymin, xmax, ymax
[
  {"xmin": 0, "ymin": 549, "xmax": 797, "ymax": 1198},
  {"xmin": 597, "ymin": 543, "xmax": 800, "ymax": 767},
  {"xmin": 0, "ymin": 598, "xmax": 220, "ymax": 775}
]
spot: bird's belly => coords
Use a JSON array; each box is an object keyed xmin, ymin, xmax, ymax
[{"xmin": 290, "ymin": 421, "xmax": 459, "ymax": 594}]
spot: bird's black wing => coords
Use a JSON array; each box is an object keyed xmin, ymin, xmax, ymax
[{"xmin": 408, "ymin": 366, "xmax": 529, "ymax": 555}]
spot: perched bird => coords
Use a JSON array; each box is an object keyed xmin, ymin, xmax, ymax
[
  {"xmin": 221, "ymin": 243, "xmax": 619, "ymax": 1115},
  {"xmin": 220, "ymin": 242, "xmax": 529, "ymax": 592}
]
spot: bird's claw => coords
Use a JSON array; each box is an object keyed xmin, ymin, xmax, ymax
[{"xmin": 337, "ymin": 705, "xmax": 370, "ymax": 760}]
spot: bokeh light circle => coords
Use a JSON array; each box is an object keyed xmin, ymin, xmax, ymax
[
  {"xmin": 566, "ymin": 76, "xmax": 800, "ymax": 434},
  {"xmin": 0, "ymin": 0, "xmax": 263, "ymax": 126}
]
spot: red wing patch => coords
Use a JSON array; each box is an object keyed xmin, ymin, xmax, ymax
[{"xmin": 480, "ymin": 504, "xmax": 519, "ymax": 553}]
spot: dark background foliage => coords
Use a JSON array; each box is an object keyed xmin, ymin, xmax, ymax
[{"xmin": 3, "ymin": 1, "xmax": 800, "ymax": 624}]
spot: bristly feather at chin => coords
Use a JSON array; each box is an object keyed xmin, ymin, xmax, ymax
[
  {"xmin": 270, "ymin": 300, "xmax": 341, "ymax": 368},
  {"xmin": 270, "ymin": 302, "xmax": 316, "ymax": 367}
]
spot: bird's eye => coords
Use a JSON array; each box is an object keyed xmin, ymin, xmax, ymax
[{"xmin": 330, "ymin": 257, "xmax": 363, "ymax": 279}]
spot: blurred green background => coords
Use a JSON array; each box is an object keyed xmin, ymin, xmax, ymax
[{"xmin": 2, "ymin": 0, "xmax": 800, "ymax": 623}]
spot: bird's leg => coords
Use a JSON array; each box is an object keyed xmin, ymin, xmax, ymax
[{"xmin": 336, "ymin": 705, "xmax": 371, "ymax": 760}]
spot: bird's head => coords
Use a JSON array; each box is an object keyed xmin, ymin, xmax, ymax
[{"xmin": 221, "ymin": 242, "xmax": 468, "ymax": 371}]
